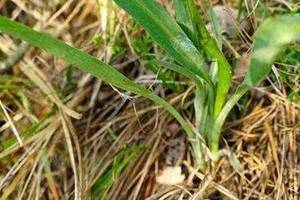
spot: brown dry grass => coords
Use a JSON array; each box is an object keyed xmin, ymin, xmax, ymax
[{"xmin": 0, "ymin": 0, "xmax": 299, "ymax": 199}]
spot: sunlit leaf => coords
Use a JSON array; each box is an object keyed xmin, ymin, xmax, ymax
[
  {"xmin": 114, "ymin": 0, "xmax": 210, "ymax": 83},
  {"xmin": 244, "ymin": 14, "xmax": 300, "ymax": 86},
  {"xmin": 173, "ymin": 0, "xmax": 232, "ymax": 117},
  {"xmin": 0, "ymin": 15, "xmax": 197, "ymax": 149}
]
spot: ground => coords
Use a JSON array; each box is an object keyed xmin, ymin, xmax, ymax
[{"xmin": 0, "ymin": 0, "xmax": 299, "ymax": 199}]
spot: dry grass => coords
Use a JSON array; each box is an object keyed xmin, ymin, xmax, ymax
[{"xmin": 0, "ymin": 0, "xmax": 299, "ymax": 199}]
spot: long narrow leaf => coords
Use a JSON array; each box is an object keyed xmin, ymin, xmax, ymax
[
  {"xmin": 195, "ymin": 14, "xmax": 232, "ymax": 118},
  {"xmin": 243, "ymin": 15, "xmax": 300, "ymax": 86},
  {"xmin": 0, "ymin": 15, "xmax": 198, "ymax": 150},
  {"xmin": 113, "ymin": 0, "xmax": 211, "ymax": 84},
  {"xmin": 174, "ymin": 0, "xmax": 200, "ymax": 48},
  {"xmin": 173, "ymin": 0, "xmax": 232, "ymax": 117},
  {"xmin": 208, "ymin": 5, "xmax": 223, "ymax": 49}
]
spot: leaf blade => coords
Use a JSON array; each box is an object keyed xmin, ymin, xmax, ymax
[
  {"xmin": 244, "ymin": 15, "xmax": 300, "ymax": 86},
  {"xmin": 174, "ymin": 0, "xmax": 200, "ymax": 48},
  {"xmin": 173, "ymin": 0, "xmax": 232, "ymax": 117},
  {"xmin": 0, "ymin": 15, "xmax": 197, "ymax": 145},
  {"xmin": 114, "ymin": 0, "xmax": 210, "ymax": 83}
]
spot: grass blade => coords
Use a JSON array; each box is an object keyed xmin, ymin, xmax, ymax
[
  {"xmin": 113, "ymin": 0, "xmax": 211, "ymax": 83},
  {"xmin": 0, "ymin": 16, "xmax": 185, "ymax": 142},
  {"xmin": 174, "ymin": 0, "xmax": 200, "ymax": 48},
  {"xmin": 208, "ymin": 4, "xmax": 223, "ymax": 50},
  {"xmin": 174, "ymin": 0, "xmax": 232, "ymax": 118},
  {"xmin": 210, "ymin": 86, "xmax": 248, "ymax": 155},
  {"xmin": 243, "ymin": 15, "xmax": 300, "ymax": 87},
  {"xmin": 0, "ymin": 15, "xmax": 205, "ymax": 168},
  {"xmin": 196, "ymin": 21, "xmax": 232, "ymax": 118}
]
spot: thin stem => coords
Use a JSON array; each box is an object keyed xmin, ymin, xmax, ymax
[{"xmin": 210, "ymin": 85, "xmax": 249, "ymax": 156}]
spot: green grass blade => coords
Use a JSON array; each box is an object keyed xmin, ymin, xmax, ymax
[
  {"xmin": 0, "ymin": 121, "xmax": 42, "ymax": 152},
  {"xmin": 0, "ymin": 16, "xmax": 190, "ymax": 142},
  {"xmin": 208, "ymin": 5, "xmax": 223, "ymax": 50},
  {"xmin": 243, "ymin": 14, "xmax": 300, "ymax": 87},
  {"xmin": 199, "ymin": 31, "xmax": 232, "ymax": 118},
  {"xmin": 174, "ymin": 0, "xmax": 200, "ymax": 48},
  {"xmin": 237, "ymin": 0, "xmax": 244, "ymax": 21},
  {"xmin": 174, "ymin": 0, "xmax": 195, "ymax": 32},
  {"xmin": 0, "ymin": 15, "xmax": 205, "ymax": 168},
  {"xmin": 113, "ymin": 0, "xmax": 211, "ymax": 83},
  {"xmin": 205, "ymin": 40, "xmax": 232, "ymax": 118},
  {"xmin": 173, "ymin": 0, "xmax": 232, "ymax": 118},
  {"xmin": 210, "ymin": 85, "xmax": 248, "ymax": 155}
]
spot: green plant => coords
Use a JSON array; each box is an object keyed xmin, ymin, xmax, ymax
[
  {"xmin": 112, "ymin": 1, "xmax": 300, "ymax": 160},
  {"xmin": 0, "ymin": 0, "xmax": 299, "ymax": 171}
]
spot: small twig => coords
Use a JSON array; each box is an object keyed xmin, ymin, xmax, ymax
[{"xmin": 0, "ymin": 100, "xmax": 23, "ymax": 146}]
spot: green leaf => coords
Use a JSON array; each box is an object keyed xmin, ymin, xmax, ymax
[
  {"xmin": 197, "ymin": 24, "xmax": 232, "ymax": 118},
  {"xmin": 174, "ymin": 0, "xmax": 200, "ymax": 48},
  {"xmin": 174, "ymin": 0, "xmax": 195, "ymax": 32},
  {"xmin": 0, "ymin": 15, "xmax": 206, "ymax": 169},
  {"xmin": 113, "ymin": 0, "xmax": 211, "ymax": 84},
  {"xmin": 208, "ymin": 5, "xmax": 223, "ymax": 50},
  {"xmin": 243, "ymin": 14, "xmax": 300, "ymax": 86},
  {"xmin": 0, "ymin": 16, "xmax": 196, "ymax": 146},
  {"xmin": 173, "ymin": 0, "xmax": 232, "ymax": 118},
  {"xmin": 210, "ymin": 85, "xmax": 248, "ymax": 154}
]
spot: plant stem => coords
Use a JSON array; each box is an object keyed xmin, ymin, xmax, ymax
[{"xmin": 210, "ymin": 86, "xmax": 249, "ymax": 156}]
